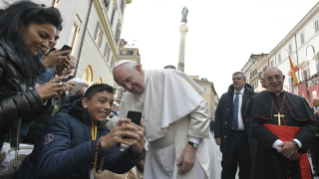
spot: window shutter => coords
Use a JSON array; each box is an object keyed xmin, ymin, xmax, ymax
[
  {"xmin": 104, "ymin": 42, "xmax": 108, "ymax": 57},
  {"xmin": 111, "ymin": 8, "xmax": 116, "ymax": 26},
  {"xmin": 99, "ymin": 31, "xmax": 104, "ymax": 47},
  {"xmin": 115, "ymin": 28, "xmax": 121, "ymax": 42},
  {"xmin": 94, "ymin": 21, "xmax": 100, "ymax": 40},
  {"xmin": 120, "ymin": 0, "xmax": 125, "ymax": 13}
]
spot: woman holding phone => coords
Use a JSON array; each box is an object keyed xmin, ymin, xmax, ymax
[{"xmin": 0, "ymin": 1, "xmax": 65, "ymax": 150}]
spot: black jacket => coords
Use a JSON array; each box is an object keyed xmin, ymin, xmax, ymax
[
  {"xmin": 311, "ymin": 107, "xmax": 319, "ymax": 132},
  {"xmin": 214, "ymin": 83, "xmax": 255, "ymax": 155},
  {"xmin": 0, "ymin": 39, "xmax": 44, "ymax": 150}
]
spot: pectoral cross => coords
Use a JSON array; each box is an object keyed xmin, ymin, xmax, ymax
[{"xmin": 274, "ymin": 112, "xmax": 285, "ymax": 125}]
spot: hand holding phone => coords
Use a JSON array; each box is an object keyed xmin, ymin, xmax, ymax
[{"xmin": 60, "ymin": 45, "xmax": 72, "ymax": 56}]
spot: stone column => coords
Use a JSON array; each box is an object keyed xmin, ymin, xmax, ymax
[{"xmin": 178, "ymin": 23, "xmax": 188, "ymax": 72}]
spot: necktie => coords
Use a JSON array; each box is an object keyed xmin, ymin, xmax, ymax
[{"xmin": 232, "ymin": 92, "xmax": 240, "ymax": 130}]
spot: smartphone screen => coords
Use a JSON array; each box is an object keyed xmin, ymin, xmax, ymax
[{"xmin": 127, "ymin": 111, "xmax": 142, "ymax": 126}]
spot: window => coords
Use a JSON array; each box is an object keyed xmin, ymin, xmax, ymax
[
  {"xmin": 301, "ymin": 68, "xmax": 310, "ymax": 81},
  {"xmin": 258, "ymin": 72, "xmax": 262, "ymax": 80},
  {"xmin": 104, "ymin": 0, "xmax": 111, "ymax": 10},
  {"xmin": 127, "ymin": 51, "xmax": 134, "ymax": 55},
  {"xmin": 67, "ymin": 22, "xmax": 80, "ymax": 54},
  {"xmin": 289, "ymin": 44, "xmax": 292, "ymax": 54},
  {"xmin": 94, "ymin": 21, "xmax": 103, "ymax": 47},
  {"xmin": 115, "ymin": 22, "xmax": 122, "ymax": 43},
  {"xmin": 111, "ymin": 57, "xmax": 115, "ymax": 69},
  {"xmin": 203, "ymin": 88, "xmax": 207, "ymax": 93},
  {"xmin": 270, "ymin": 60, "xmax": 274, "ymax": 67},
  {"xmin": 83, "ymin": 65, "xmax": 94, "ymax": 85},
  {"xmin": 52, "ymin": 0, "xmax": 60, "ymax": 8},
  {"xmin": 301, "ymin": 33, "xmax": 305, "ymax": 44},
  {"xmin": 110, "ymin": 6, "xmax": 117, "ymax": 26},
  {"xmin": 278, "ymin": 53, "xmax": 281, "ymax": 63},
  {"xmin": 120, "ymin": 0, "xmax": 125, "ymax": 14},
  {"xmin": 289, "ymin": 78, "xmax": 294, "ymax": 92},
  {"xmin": 315, "ymin": 20, "xmax": 319, "ymax": 33},
  {"xmin": 104, "ymin": 42, "xmax": 110, "ymax": 62}
]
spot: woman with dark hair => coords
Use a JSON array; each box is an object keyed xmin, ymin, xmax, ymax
[{"xmin": 0, "ymin": 1, "xmax": 65, "ymax": 150}]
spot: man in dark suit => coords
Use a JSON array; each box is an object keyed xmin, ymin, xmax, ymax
[
  {"xmin": 311, "ymin": 97, "xmax": 319, "ymax": 176},
  {"xmin": 214, "ymin": 72, "xmax": 255, "ymax": 179}
]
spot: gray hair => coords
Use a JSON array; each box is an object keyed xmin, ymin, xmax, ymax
[
  {"xmin": 263, "ymin": 67, "xmax": 283, "ymax": 80},
  {"xmin": 232, "ymin": 71, "xmax": 246, "ymax": 81}
]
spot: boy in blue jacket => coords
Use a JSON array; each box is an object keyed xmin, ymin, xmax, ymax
[{"xmin": 16, "ymin": 84, "xmax": 145, "ymax": 179}]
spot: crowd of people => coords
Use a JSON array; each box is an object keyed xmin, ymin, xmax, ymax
[
  {"xmin": 0, "ymin": 1, "xmax": 218, "ymax": 179},
  {"xmin": 2, "ymin": 1, "xmax": 319, "ymax": 179}
]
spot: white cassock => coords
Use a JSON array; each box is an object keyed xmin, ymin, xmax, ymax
[{"xmin": 119, "ymin": 69, "xmax": 220, "ymax": 179}]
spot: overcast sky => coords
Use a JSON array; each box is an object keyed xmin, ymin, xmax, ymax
[{"xmin": 121, "ymin": 0, "xmax": 319, "ymax": 97}]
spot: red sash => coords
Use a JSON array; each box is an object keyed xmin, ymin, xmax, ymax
[{"xmin": 264, "ymin": 124, "xmax": 311, "ymax": 179}]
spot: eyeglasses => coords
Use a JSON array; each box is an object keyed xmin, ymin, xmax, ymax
[{"xmin": 266, "ymin": 75, "xmax": 282, "ymax": 82}]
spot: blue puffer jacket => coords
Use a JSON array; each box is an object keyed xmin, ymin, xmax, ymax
[{"xmin": 16, "ymin": 99, "xmax": 143, "ymax": 179}]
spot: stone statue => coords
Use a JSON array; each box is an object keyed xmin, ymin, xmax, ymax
[{"xmin": 181, "ymin": 6, "xmax": 188, "ymax": 23}]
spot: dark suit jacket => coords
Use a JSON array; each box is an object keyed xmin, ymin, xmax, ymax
[
  {"xmin": 214, "ymin": 84, "xmax": 255, "ymax": 155},
  {"xmin": 311, "ymin": 107, "xmax": 319, "ymax": 132}
]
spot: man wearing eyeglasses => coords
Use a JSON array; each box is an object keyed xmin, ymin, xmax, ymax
[{"xmin": 248, "ymin": 67, "xmax": 316, "ymax": 179}]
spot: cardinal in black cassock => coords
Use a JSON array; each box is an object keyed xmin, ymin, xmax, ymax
[{"xmin": 247, "ymin": 68, "xmax": 317, "ymax": 179}]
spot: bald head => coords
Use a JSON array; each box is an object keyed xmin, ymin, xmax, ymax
[
  {"xmin": 264, "ymin": 67, "xmax": 285, "ymax": 93},
  {"xmin": 113, "ymin": 63, "xmax": 144, "ymax": 95}
]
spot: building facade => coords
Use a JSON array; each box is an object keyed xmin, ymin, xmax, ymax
[
  {"xmin": 241, "ymin": 54, "xmax": 268, "ymax": 92},
  {"xmin": 190, "ymin": 76, "xmax": 219, "ymax": 121},
  {"xmin": 1, "ymin": 0, "xmax": 132, "ymax": 87},
  {"xmin": 240, "ymin": 2, "xmax": 319, "ymax": 105}
]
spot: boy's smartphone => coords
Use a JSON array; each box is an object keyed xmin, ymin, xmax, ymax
[
  {"xmin": 60, "ymin": 45, "xmax": 72, "ymax": 56},
  {"xmin": 127, "ymin": 111, "xmax": 142, "ymax": 126}
]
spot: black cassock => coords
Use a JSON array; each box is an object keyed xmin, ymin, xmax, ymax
[{"xmin": 247, "ymin": 91, "xmax": 317, "ymax": 179}]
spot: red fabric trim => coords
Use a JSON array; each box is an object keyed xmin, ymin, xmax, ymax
[{"xmin": 263, "ymin": 124, "xmax": 311, "ymax": 179}]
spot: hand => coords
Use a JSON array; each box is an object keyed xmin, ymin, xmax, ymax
[
  {"xmin": 316, "ymin": 133, "xmax": 319, "ymax": 137},
  {"xmin": 278, "ymin": 141, "xmax": 298, "ymax": 159},
  {"xmin": 36, "ymin": 75, "xmax": 65, "ymax": 99},
  {"xmin": 177, "ymin": 144, "xmax": 196, "ymax": 174},
  {"xmin": 100, "ymin": 118, "xmax": 142, "ymax": 150},
  {"xmin": 41, "ymin": 49, "xmax": 71, "ymax": 68},
  {"xmin": 65, "ymin": 81, "xmax": 77, "ymax": 92},
  {"xmin": 215, "ymin": 138, "xmax": 221, "ymax": 145},
  {"xmin": 288, "ymin": 152, "xmax": 299, "ymax": 161},
  {"xmin": 315, "ymin": 110, "xmax": 319, "ymax": 117},
  {"xmin": 77, "ymin": 87, "xmax": 85, "ymax": 95},
  {"xmin": 130, "ymin": 121, "xmax": 145, "ymax": 153}
]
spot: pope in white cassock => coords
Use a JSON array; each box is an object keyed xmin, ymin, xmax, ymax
[{"xmin": 113, "ymin": 60, "xmax": 219, "ymax": 179}]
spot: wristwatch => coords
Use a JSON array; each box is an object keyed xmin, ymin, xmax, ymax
[
  {"xmin": 188, "ymin": 141, "xmax": 199, "ymax": 149},
  {"xmin": 292, "ymin": 140, "xmax": 300, "ymax": 149}
]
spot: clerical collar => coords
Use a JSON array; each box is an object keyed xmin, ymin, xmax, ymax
[{"xmin": 267, "ymin": 89, "xmax": 285, "ymax": 96}]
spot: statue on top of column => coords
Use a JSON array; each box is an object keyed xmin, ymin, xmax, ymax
[{"xmin": 181, "ymin": 6, "xmax": 188, "ymax": 23}]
